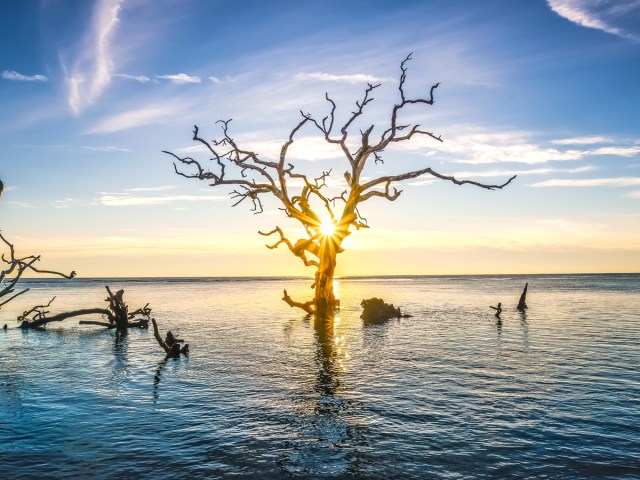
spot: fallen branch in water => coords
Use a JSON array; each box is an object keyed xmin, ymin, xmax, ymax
[
  {"xmin": 19, "ymin": 286, "xmax": 150, "ymax": 332},
  {"xmin": 151, "ymin": 318, "xmax": 189, "ymax": 357}
]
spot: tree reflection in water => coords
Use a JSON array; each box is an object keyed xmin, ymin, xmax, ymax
[{"xmin": 281, "ymin": 314, "xmax": 368, "ymax": 477}]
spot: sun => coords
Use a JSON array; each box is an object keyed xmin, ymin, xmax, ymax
[{"xmin": 320, "ymin": 218, "xmax": 335, "ymax": 237}]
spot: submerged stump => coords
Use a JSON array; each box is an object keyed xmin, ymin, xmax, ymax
[{"xmin": 361, "ymin": 298, "xmax": 410, "ymax": 324}]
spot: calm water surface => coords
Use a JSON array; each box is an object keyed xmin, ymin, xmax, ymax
[{"xmin": 1, "ymin": 275, "xmax": 639, "ymax": 479}]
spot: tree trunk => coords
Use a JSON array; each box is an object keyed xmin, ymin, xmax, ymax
[{"xmin": 314, "ymin": 237, "xmax": 338, "ymax": 318}]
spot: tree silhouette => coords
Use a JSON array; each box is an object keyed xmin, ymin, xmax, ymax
[{"xmin": 165, "ymin": 55, "xmax": 515, "ymax": 317}]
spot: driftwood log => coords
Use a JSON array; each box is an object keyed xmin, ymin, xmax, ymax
[
  {"xmin": 19, "ymin": 286, "xmax": 150, "ymax": 332},
  {"xmin": 151, "ymin": 318, "xmax": 189, "ymax": 357},
  {"xmin": 361, "ymin": 298, "xmax": 410, "ymax": 323}
]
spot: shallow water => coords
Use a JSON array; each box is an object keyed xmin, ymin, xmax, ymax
[{"xmin": 1, "ymin": 275, "xmax": 639, "ymax": 479}]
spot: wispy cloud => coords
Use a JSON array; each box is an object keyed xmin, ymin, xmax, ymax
[
  {"xmin": 113, "ymin": 73, "xmax": 151, "ymax": 83},
  {"xmin": 589, "ymin": 146, "xmax": 640, "ymax": 157},
  {"xmin": 97, "ymin": 192, "xmax": 228, "ymax": 206},
  {"xmin": 7, "ymin": 201, "xmax": 36, "ymax": 208},
  {"xmin": 425, "ymin": 131, "xmax": 586, "ymax": 165},
  {"xmin": 85, "ymin": 103, "xmax": 178, "ymax": 134},
  {"xmin": 547, "ymin": 0, "xmax": 640, "ymax": 41},
  {"xmin": 157, "ymin": 73, "xmax": 201, "ymax": 84},
  {"xmin": 125, "ymin": 186, "xmax": 176, "ymax": 192},
  {"xmin": 243, "ymin": 136, "xmax": 346, "ymax": 162},
  {"xmin": 531, "ymin": 177, "xmax": 640, "ymax": 187},
  {"xmin": 53, "ymin": 198, "xmax": 77, "ymax": 209},
  {"xmin": 294, "ymin": 72, "xmax": 393, "ymax": 84},
  {"xmin": 451, "ymin": 166, "xmax": 594, "ymax": 178},
  {"xmin": 63, "ymin": 0, "xmax": 124, "ymax": 114},
  {"xmin": 80, "ymin": 145, "xmax": 130, "ymax": 152},
  {"xmin": 400, "ymin": 129, "xmax": 640, "ymax": 165},
  {"xmin": 552, "ymin": 136, "xmax": 612, "ymax": 145},
  {"xmin": 627, "ymin": 190, "xmax": 640, "ymax": 199},
  {"xmin": 209, "ymin": 76, "xmax": 222, "ymax": 84},
  {"xmin": 2, "ymin": 70, "xmax": 48, "ymax": 82},
  {"xmin": 11, "ymin": 143, "xmax": 130, "ymax": 152}
]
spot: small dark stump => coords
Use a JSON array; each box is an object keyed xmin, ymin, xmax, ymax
[
  {"xmin": 517, "ymin": 283, "xmax": 528, "ymax": 311},
  {"xmin": 361, "ymin": 298, "xmax": 410, "ymax": 323}
]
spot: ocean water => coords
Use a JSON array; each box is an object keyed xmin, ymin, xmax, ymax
[{"xmin": 0, "ymin": 274, "xmax": 639, "ymax": 479}]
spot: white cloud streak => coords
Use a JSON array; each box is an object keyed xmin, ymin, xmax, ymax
[
  {"xmin": 589, "ymin": 146, "xmax": 640, "ymax": 157},
  {"xmin": 552, "ymin": 136, "xmax": 612, "ymax": 145},
  {"xmin": 53, "ymin": 198, "xmax": 76, "ymax": 209},
  {"xmin": 431, "ymin": 132, "xmax": 586, "ymax": 165},
  {"xmin": 239, "ymin": 136, "xmax": 346, "ymax": 162},
  {"xmin": 294, "ymin": 72, "xmax": 393, "ymax": 84},
  {"xmin": 97, "ymin": 193, "xmax": 228, "ymax": 206},
  {"xmin": 547, "ymin": 0, "xmax": 640, "ymax": 41},
  {"xmin": 85, "ymin": 103, "xmax": 178, "ymax": 134},
  {"xmin": 80, "ymin": 145, "xmax": 130, "ymax": 152},
  {"xmin": 531, "ymin": 177, "xmax": 640, "ymax": 187},
  {"xmin": 451, "ymin": 166, "xmax": 594, "ymax": 178},
  {"xmin": 2, "ymin": 70, "xmax": 48, "ymax": 82},
  {"xmin": 125, "ymin": 186, "xmax": 177, "ymax": 192},
  {"xmin": 64, "ymin": 0, "xmax": 124, "ymax": 114},
  {"xmin": 402, "ymin": 130, "xmax": 640, "ymax": 165},
  {"xmin": 157, "ymin": 73, "xmax": 201, "ymax": 84},
  {"xmin": 113, "ymin": 73, "xmax": 151, "ymax": 83}
]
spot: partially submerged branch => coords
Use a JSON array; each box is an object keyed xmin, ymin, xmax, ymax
[
  {"xmin": 21, "ymin": 308, "xmax": 111, "ymax": 330},
  {"xmin": 18, "ymin": 296, "xmax": 56, "ymax": 321},
  {"xmin": 282, "ymin": 289, "xmax": 315, "ymax": 315},
  {"xmin": 19, "ymin": 286, "xmax": 150, "ymax": 331},
  {"xmin": 151, "ymin": 318, "xmax": 189, "ymax": 357}
]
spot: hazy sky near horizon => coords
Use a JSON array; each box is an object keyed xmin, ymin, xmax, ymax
[{"xmin": 1, "ymin": 0, "xmax": 639, "ymax": 277}]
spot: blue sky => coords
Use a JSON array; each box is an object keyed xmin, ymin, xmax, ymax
[{"xmin": 1, "ymin": 0, "xmax": 639, "ymax": 276}]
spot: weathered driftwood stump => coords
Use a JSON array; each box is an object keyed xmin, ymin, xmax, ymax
[
  {"xmin": 19, "ymin": 286, "xmax": 150, "ymax": 333},
  {"xmin": 517, "ymin": 283, "xmax": 528, "ymax": 311},
  {"xmin": 151, "ymin": 318, "xmax": 189, "ymax": 357},
  {"xmin": 361, "ymin": 298, "xmax": 410, "ymax": 323}
]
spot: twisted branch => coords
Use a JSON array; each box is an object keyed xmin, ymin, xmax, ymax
[
  {"xmin": 282, "ymin": 289, "xmax": 314, "ymax": 315},
  {"xmin": 258, "ymin": 227, "xmax": 319, "ymax": 267}
]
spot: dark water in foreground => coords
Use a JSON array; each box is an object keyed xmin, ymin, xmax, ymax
[{"xmin": 1, "ymin": 274, "xmax": 639, "ymax": 479}]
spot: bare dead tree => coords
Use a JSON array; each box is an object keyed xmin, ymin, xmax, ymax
[
  {"xmin": 165, "ymin": 54, "xmax": 515, "ymax": 317},
  {"xmin": 0, "ymin": 231, "xmax": 76, "ymax": 312},
  {"xmin": 19, "ymin": 286, "xmax": 150, "ymax": 332}
]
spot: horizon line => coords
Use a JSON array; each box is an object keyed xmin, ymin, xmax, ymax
[{"xmin": 19, "ymin": 272, "xmax": 640, "ymax": 280}]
